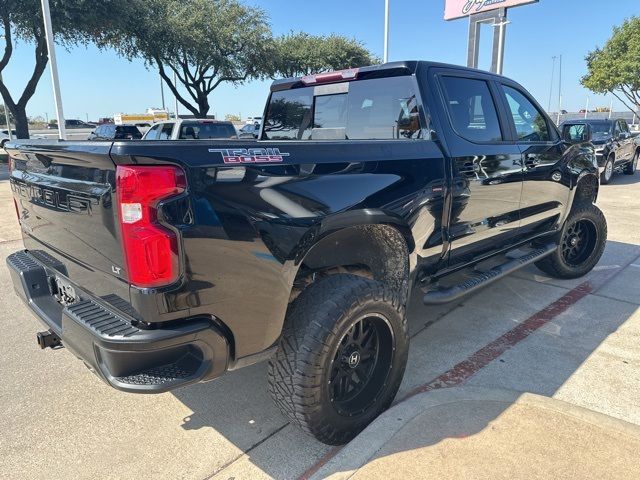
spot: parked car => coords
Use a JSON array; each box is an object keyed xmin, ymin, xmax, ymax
[
  {"xmin": 46, "ymin": 120, "xmax": 95, "ymax": 130},
  {"xmin": 560, "ymin": 118, "xmax": 638, "ymax": 183},
  {"xmin": 1, "ymin": 129, "xmax": 17, "ymax": 149},
  {"xmin": 142, "ymin": 119, "xmax": 237, "ymax": 140},
  {"xmin": 238, "ymin": 123, "xmax": 260, "ymax": 138},
  {"xmin": 6, "ymin": 61, "xmax": 607, "ymax": 445},
  {"xmin": 87, "ymin": 124, "xmax": 143, "ymax": 141}
]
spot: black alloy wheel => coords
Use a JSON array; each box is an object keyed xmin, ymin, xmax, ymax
[
  {"xmin": 329, "ymin": 314, "xmax": 394, "ymax": 417},
  {"xmin": 561, "ymin": 219, "xmax": 598, "ymax": 267}
]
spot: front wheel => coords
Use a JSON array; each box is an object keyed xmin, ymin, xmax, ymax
[
  {"xmin": 624, "ymin": 150, "xmax": 638, "ymax": 175},
  {"xmin": 268, "ymin": 274, "xmax": 409, "ymax": 445},
  {"xmin": 535, "ymin": 203, "xmax": 607, "ymax": 279},
  {"xmin": 601, "ymin": 156, "xmax": 614, "ymax": 184}
]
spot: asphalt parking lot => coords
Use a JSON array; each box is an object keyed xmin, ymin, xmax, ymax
[{"xmin": 1, "ymin": 161, "xmax": 639, "ymax": 479}]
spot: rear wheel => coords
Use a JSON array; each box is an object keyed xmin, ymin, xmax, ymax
[
  {"xmin": 601, "ymin": 156, "xmax": 614, "ymax": 184},
  {"xmin": 268, "ymin": 274, "xmax": 409, "ymax": 445},
  {"xmin": 624, "ymin": 150, "xmax": 638, "ymax": 175},
  {"xmin": 535, "ymin": 203, "xmax": 607, "ymax": 279}
]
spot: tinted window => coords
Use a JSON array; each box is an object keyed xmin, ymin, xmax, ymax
[
  {"xmin": 262, "ymin": 76, "xmax": 421, "ymax": 141},
  {"xmin": 263, "ymin": 89, "xmax": 313, "ymax": 140},
  {"xmin": 440, "ymin": 76, "xmax": 502, "ymax": 142},
  {"xmin": 158, "ymin": 123, "xmax": 174, "ymax": 140},
  {"xmin": 501, "ymin": 85, "xmax": 550, "ymax": 142},
  {"xmin": 347, "ymin": 77, "xmax": 421, "ymax": 140},
  {"xmin": 179, "ymin": 122, "xmax": 237, "ymax": 139}
]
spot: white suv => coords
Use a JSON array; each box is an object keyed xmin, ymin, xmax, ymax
[{"xmin": 142, "ymin": 119, "xmax": 238, "ymax": 140}]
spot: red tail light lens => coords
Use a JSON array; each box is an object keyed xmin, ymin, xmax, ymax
[
  {"xmin": 301, "ymin": 68, "xmax": 359, "ymax": 85},
  {"xmin": 116, "ymin": 165, "xmax": 186, "ymax": 288}
]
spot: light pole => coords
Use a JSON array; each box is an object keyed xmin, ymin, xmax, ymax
[
  {"xmin": 173, "ymin": 71, "xmax": 179, "ymax": 119},
  {"xmin": 160, "ymin": 75, "xmax": 166, "ymax": 110},
  {"xmin": 584, "ymin": 97, "xmax": 589, "ymax": 119},
  {"xmin": 547, "ymin": 56, "xmax": 556, "ymax": 113},
  {"xmin": 556, "ymin": 54, "xmax": 562, "ymax": 125},
  {"xmin": 41, "ymin": 0, "xmax": 67, "ymax": 140},
  {"xmin": 383, "ymin": 0, "xmax": 390, "ymax": 63}
]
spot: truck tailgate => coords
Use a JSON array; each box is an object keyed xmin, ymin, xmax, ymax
[{"xmin": 7, "ymin": 141, "xmax": 129, "ymax": 303}]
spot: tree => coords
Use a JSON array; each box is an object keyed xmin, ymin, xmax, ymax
[
  {"xmin": 0, "ymin": 0, "xmax": 112, "ymax": 138},
  {"xmin": 272, "ymin": 32, "xmax": 378, "ymax": 78},
  {"xmin": 107, "ymin": 0, "xmax": 274, "ymax": 117},
  {"xmin": 225, "ymin": 113, "xmax": 241, "ymax": 122},
  {"xmin": 582, "ymin": 17, "xmax": 640, "ymax": 115}
]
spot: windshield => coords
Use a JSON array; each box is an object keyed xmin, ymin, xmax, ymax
[
  {"xmin": 586, "ymin": 122, "xmax": 612, "ymax": 139},
  {"xmin": 179, "ymin": 122, "xmax": 237, "ymax": 139}
]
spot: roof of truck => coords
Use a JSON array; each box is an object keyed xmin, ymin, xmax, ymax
[{"xmin": 270, "ymin": 60, "xmax": 510, "ymax": 91}]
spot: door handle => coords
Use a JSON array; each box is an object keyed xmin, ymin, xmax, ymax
[
  {"xmin": 459, "ymin": 163, "xmax": 480, "ymax": 174},
  {"xmin": 524, "ymin": 155, "xmax": 538, "ymax": 168}
]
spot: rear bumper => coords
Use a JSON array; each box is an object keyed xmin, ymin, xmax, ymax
[{"xmin": 7, "ymin": 250, "xmax": 229, "ymax": 393}]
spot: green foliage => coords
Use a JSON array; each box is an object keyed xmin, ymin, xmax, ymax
[
  {"xmin": 106, "ymin": 0, "xmax": 274, "ymax": 116},
  {"xmin": 224, "ymin": 113, "xmax": 241, "ymax": 122},
  {"xmin": 0, "ymin": 0, "xmax": 115, "ymax": 137},
  {"xmin": 581, "ymin": 16, "xmax": 640, "ymax": 114},
  {"xmin": 273, "ymin": 32, "xmax": 378, "ymax": 78}
]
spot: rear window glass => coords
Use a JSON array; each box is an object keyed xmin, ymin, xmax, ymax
[
  {"xmin": 440, "ymin": 76, "xmax": 502, "ymax": 143},
  {"xmin": 262, "ymin": 76, "xmax": 422, "ymax": 140},
  {"xmin": 180, "ymin": 122, "xmax": 237, "ymax": 139},
  {"xmin": 117, "ymin": 126, "xmax": 141, "ymax": 134}
]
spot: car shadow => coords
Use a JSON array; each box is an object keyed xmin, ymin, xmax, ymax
[{"xmin": 170, "ymin": 239, "xmax": 640, "ymax": 479}]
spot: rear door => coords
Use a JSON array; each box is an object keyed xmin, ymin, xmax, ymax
[
  {"xmin": 496, "ymin": 82, "xmax": 570, "ymax": 237},
  {"xmin": 616, "ymin": 120, "xmax": 634, "ymax": 162},
  {"xmin": 433, "ymin": 70, "xmax": 524, "ymax": 265}
]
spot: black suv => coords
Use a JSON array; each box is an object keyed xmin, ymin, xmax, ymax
[
  {"xmin": 561, "ymin": 118, "xmax": 638, "ymax": 183},
  {"xmin": 88, "ymin": 124, "xmax": 143, "ymax": 141}
]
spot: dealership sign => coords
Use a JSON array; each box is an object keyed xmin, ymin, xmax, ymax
[{"xmin": 444, "ymin": 0, "xmax": 538, "ymax": 20}]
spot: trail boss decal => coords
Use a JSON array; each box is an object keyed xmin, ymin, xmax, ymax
[{"xmin": 208, "ymin": 148, "xmax": 290, "ymax": 164}]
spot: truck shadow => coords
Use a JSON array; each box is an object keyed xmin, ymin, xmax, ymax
[{"xmin": 171, "ymin": 239, "xmax": 640, "ymax": 479}]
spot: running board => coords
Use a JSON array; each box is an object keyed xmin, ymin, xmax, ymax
[{"xmin": 423, "ymin": 243, "xmax": 556, "ymax": 305}]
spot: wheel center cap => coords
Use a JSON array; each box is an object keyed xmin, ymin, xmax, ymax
[
  {"xmin": 570, "ymin": 236, "xmax": 578, "ymax": 246},
  {"xmin": 348, "ymin": 351, "xmax": 360, "ymax": 368}
]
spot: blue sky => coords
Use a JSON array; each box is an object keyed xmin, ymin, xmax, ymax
[{"xmin": 2, "ymin": 0, "xmax": 639, "ymax": 122}]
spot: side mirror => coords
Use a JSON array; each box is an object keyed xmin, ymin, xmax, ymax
[{"xmin": 562, "ymin": 124, "xmax": 592, "ymax": 144}]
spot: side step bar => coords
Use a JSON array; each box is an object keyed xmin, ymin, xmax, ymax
[{"xmin": 423, "ymin": 243, "xmax": 557, "ymax": 305}]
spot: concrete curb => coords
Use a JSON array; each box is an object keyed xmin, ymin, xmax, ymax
[{"xmin": 309, "ymin": 386, "xmax": 640, "ymax": 480}]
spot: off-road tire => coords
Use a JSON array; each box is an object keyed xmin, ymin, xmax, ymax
[
  {"xmin": 535, "ymin": 203, "xmax": 607, "ymax": 279},
  {"xmin": 268, "ymin": 274, "xmax": 409, "ymax": 445},
  {"xmin": 600, "ymin": 155, "xmax": 614, "ymax": 184},
  {"xmin": 624, "ymin": 150, "xmax": 638, "ymax": 175}
]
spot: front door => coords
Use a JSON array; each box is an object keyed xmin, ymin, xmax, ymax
[
  {"xmin": 496, "ymin": 83, "xmax": 570, "ymax": 237},
  {"xmin": 435, "ymin": 73, "xmax": 524, "ymax": 266}
]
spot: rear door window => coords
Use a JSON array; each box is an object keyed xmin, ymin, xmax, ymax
[
  {"xmin": 439, "ymin": 76, "xmax": 503, "ymax": 143},
  {"xmin": 262, "ymin": 76, "xmax": 421, "ymax": 140},
  {"xmin": 145, "ymin": 124, "xmax": 161, "ymax": 140}
]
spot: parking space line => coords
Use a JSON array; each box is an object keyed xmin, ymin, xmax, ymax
[{"xmin": 298, "ymin": 255, "xmax": 638, "ymax": 480}]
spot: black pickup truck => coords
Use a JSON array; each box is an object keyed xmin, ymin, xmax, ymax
[
  {"xmin": 560, "ymin": 118, "xmax": 638, "ymax": 184},
  {"xmin": 6, "ymin": 61, "xmax": 607, "ymax": 445}
]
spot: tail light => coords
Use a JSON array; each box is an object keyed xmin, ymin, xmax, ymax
[{"xmin": 116, "ymin": 165, "xmax": 186, "ymax": 288}]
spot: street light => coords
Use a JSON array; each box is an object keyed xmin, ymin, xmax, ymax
[{"xmin": 383, "ymin": 0, "xmax": 390, "ymax": 63}]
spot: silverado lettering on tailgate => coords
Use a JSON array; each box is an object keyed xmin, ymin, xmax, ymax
[
  {"xmin": 10, "ymin": 179, "xmax": 98, "ymax": 214},
  {"xmin": 208, "ymin": 148, "xmax": 290, "ymax": 164}
]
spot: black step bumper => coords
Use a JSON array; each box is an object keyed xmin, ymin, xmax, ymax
[{"xmin": 7, "ymin": 250, "xmax": 229, "ymax": 393}]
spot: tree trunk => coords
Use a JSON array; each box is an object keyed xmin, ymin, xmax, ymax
[
  {"xmin": 197, "ymin": 95, "xmax": 210, "ymax": 117},
  {"xmin": 13, "ymin": 107, "xmax": 29, "ymax": 139}
]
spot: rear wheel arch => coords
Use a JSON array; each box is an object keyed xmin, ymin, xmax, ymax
[{"xmin": 293, "ymin": 223, "xmax": 411, "ymax": 299}]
